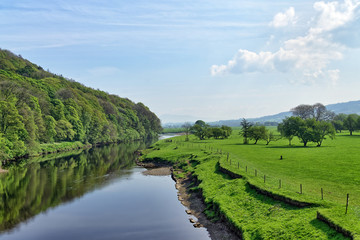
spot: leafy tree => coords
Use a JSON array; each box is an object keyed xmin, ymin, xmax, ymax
[
  {"xmin": 240, "ymin": 118, "xmax": 253, "ymax": 144},
  {"xmin": 44, "ymin": 115, "xmax": 57, "ymax": 143},
  {"xmin": 0, "ymin": 100, "xmax": 28, "ymax": 141},
  {"xmin": 221, "ymin": 125, "xmax": 232, "ymax": 139},
  {"xmin": 296, "ymin": 118, "xmax": 316, "ymax": 147},
  {"xmin": 313, "ymin": 121, "xmax": 335, "ymax": 147},
  {"xmin": 277, "ymin": 117, "xmax": 297, "ymax": 145},
  {"xmin": 55, "ymin": 120, "xmax": 75, "ymax": 142},
  {"xmin": 248, "ymin": 125, "xmax": 266, "ymax": 144},
  {"xmin": 343, "ymin": 114, "xmax": 359, "ymax": 135},
  {"xmin": 332, "ymin": 113, "xmax": 346, "ymax": 133},
  {"xmin": 192, "ymin": 120, "xmax": 209, "ymax": 140},
  {"xmin": 263, "ymin": 131, "xmax": 279, "ymax": 145}
]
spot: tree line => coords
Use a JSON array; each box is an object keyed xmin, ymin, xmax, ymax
[
  {"xmin": 240, "ymin": 103, "xmax": 354, "ymax": 147},
  {"xmin": 183, "ymin": 120, "xmax": 232, "ymax": 141},
  {"xmin": 0, "ymin": 49, "xmax": 162, "ymax": 161}
]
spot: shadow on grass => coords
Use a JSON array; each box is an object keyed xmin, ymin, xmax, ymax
[
  {"xmin": 309, "ymin": 219, "xmax": 351, "ymax": 239},
  {"xmin": 340, "ymin": 134, "xmax": 360, "ymax": 138},
  {"xmin": 266, "ymin": 145, "xmax": 318, "ymax": 149}
]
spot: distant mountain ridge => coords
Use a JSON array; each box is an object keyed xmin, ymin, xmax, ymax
[
  {"xmin": 209, "ymin": 100, "xmax": 360, "ymax": 127},
  {"xmin": 162, "ymin": 100, "xmax": 360, "ymax": 127}
]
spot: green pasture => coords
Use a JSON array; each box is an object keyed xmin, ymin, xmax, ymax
[{"xmin": 143, "ymin": 130, "xmax": 360, "ymax": 238}]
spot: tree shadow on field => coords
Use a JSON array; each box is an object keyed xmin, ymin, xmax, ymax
[
  {"xmin": 266, "ymin": 145, "xmax": 334, "ymax": 149},
  {"xmin": 309, "ymin": 219, "xmax": 351, "ymax": 239},
  {"xmin": 266, "ymin": 145, "xmax": 317, "ymax": 149},
  {"xmin": 341, "ymin": 135, "xmax": 360, "ymax": 138}
]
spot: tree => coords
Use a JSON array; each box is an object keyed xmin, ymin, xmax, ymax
[
  {"xmin": 278, "ymin": 117, "xmax": 298, "ymax": 145},
  {"xmin": 291, "ymin": 104, "xmax": 314, "ymax": 119},
  {"xmin": 192, "ymin": 120, "xmax": 209, "ymax": 140},
  {"xmin": 248, "ymin": 125, "xmax": 266, "ymax": 144},
  {"xmin": 221, "ymin": 125, "xmax": 232, "ymax": 139},
  {"xmin": 296, "ymin": 118, "xmax": 317, "ymax": 147},
  {"xmin": 263, "ymin": 131, "xmax": 279, "ymax": 145},
  {"xmin": 343, "ymin": 114, "xmax": 359, "ymax": 135},
  {"xmin": 313, "ymin": 121, "xmax": 335, "ymax": 147},
  {"xmin": 291, "ymin": 103, "xmax": 335, "ymax": 121},
  {"xmin": 55, "ymin": 120, "xmax": 75, "ymax": 141},
  {"xmin": 182, "ymin": 122, "xmax": 192, "ymax": 141},
  {"xmin": 332, "ymin": 113, "xmax": 347, "ymax": 133},
  {"xmin": 240, "ymin": 118, "xmax": 253, "ymax": 144},
  {"xmin": 44, "ymin": 115, "xmax": 57, "ymax": 143}
]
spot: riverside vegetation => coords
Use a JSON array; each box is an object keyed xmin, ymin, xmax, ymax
[
  {"xmin": 0, "ymin": 49, "xmax": 162, "ymax": 162},
  {"xmin": 141, "ymin": 129, "xmax": 360, "ymax": 239}
]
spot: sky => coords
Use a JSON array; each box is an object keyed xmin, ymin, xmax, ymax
[{"xmin": 1, "ymin": 0, "xmax": 360, "ymax": 123}]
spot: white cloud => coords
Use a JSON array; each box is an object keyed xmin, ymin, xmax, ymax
[
  {"xmin": 212, "ymin": 0, "xmax": 360, "ymax": 84},
  {"xmin": 269, "ymin": 7, "xmax": 297, "ymax": 28},
  {"xmin": 312, "ymin": 0, "xmax": 360, "ymax": 33}
]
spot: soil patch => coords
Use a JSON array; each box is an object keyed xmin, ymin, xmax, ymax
[
  {"xmin": 175, "ymin": 172, "xmax": 241, "ymax": 240},
  {"xmin": 142, "ymin": 167, "xmax": 172, "ymax": 176}
]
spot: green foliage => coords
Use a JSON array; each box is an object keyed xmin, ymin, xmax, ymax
[
  {"xmin": 240, "ymin": 118, "xmax": 253, "ymax": 144},
  {"xmin": 248, "ymin": 125, "xmax": 266, "ymax": 144},
  {"xmin": 280, "ymin": 117, "xmax": 335, "ymax": 147},
  {"xmin": 0, "ymin": 49, "xmax": 161, "ymax": 160},
  {"xmin": 191, "ymin": 120, "xmax": 209, "ymax": 140},
  {"xmin": 343, "ymin": 114, "xmax": 359, "ymax": 136}
]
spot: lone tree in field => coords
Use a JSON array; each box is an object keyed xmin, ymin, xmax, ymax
[{"xmin": 240, "ymin": 118, "xmax": 253, "ymax": 144}]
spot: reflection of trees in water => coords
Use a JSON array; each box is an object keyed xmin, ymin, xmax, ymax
[{"xmin": 0, "ymin": 141, "xmax": 149, "ymax": 232}]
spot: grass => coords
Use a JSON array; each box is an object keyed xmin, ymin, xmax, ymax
[
  {"xmin": 141, "ymin": 130, "xmax": 360, "ymax": 239},
  {"xmin": 161, "ymin": 127, "xmax": 186, "ymax": 133}
]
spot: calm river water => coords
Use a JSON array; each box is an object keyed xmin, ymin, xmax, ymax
[{"xmin": 0, "ymin": 141, "xmax": 210, "ymax": 240}]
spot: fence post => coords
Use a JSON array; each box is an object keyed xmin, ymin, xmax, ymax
[
  {"xmin": 345, "ymin": 194, "xmax": 349, "ymax": 214},
  {"xmin": 300, "ymin": 184, "xmax": 302, "ymax": 194},
  {"xmin": 264, "ymin": 175, "xmax": 266, "ymax": 183},
  {"xmin": 246, "ymin": 166, "xmax": 247, "ymax": 172},
  {"xmin": 227, "ymin": 153, "xmax": 229, "ymax": 162},
  {"xmin": 279, "ymin": 179, "xmax": 281, "ymax": 189},
  {"xmin": 321, "ymin": 188, "xmax": 323, "ymax": 200}
]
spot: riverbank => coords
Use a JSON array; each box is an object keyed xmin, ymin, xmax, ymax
[
  {"xmin": 139, "ymin": 138, "xmax": 350, "ymax": 239},
  {"xmin": 137, "ymin": 160, "xmax": 240, "ymax": 239}
]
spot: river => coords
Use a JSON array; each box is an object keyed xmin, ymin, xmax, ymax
[{"xmin": 0, "ymin": 141, "xmax": 210, "ymax": 240}]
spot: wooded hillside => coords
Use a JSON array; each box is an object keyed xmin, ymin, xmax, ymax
[{"xmin": 0, "ymin": 49, "xmax": 162, "ymax": 160}]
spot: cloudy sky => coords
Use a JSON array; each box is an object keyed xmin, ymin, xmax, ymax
[{"xmin": 1, "ymin": 0, "xmax": 360, "ymax": 123}]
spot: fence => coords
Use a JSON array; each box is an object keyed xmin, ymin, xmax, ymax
[{"xmin": 170, "ymin": 140, "xmax": 353, "ymax": 214}]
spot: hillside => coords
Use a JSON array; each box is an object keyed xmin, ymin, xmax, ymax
[{"xmin": 0, "ymin": 49, "xmax": 162, "ymax": 161}]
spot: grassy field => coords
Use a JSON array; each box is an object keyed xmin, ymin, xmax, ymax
[{"xmin": 142, "ymin": 129, "xmax": 360, "ymax": 239}]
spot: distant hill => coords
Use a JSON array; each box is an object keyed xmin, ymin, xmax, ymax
[{"xmin": 208, "ymin": 100, "xmax": 360, "ymax": 127}]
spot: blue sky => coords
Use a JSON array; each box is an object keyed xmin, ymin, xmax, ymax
[{"xmin": 1, "ymin": 0, "xmax": 360, "ymax": 123}]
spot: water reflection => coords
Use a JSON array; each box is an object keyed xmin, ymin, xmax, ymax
[{"xmin": 0, "ymin": 141, "xmax": 145, "ymax": 233}]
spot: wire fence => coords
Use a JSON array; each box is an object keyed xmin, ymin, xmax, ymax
[{"xmin": 171, "ymin": 140, "xmax": 354, "ymax": 213}]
